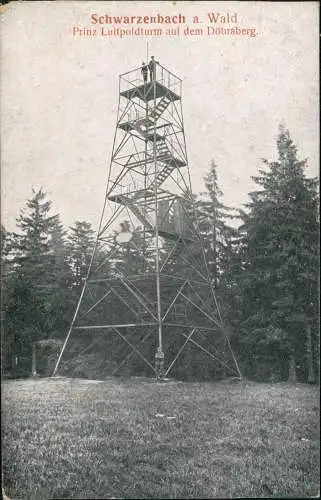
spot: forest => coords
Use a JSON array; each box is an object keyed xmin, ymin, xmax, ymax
[{"xmin": 1, "ymin": 125, "xmax": 319, "ymax": 383}]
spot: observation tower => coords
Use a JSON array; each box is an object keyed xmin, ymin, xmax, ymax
[{"xmin": 53, "ymin": 60, "xmax": 241, "ymax": 380}]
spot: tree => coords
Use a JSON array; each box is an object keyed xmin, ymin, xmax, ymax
[
  {"xmin": 4, "ymin": 189, "xmax": 71, "ymax": 374},
  {"xmin": 1, "ymin": 225, "xmax": 15, "ymax": 374},
  {"xmin": 45, "ymin": 218, "xmax": 74, "ymax": 337},
  {"xmin": 198, "ymin": 161, "xmax": 239, "ymax": 289},
  {"xmin": 195, "ymin": 161, "xmax": 243, "ymax": 343},
  {"xmin": 66, "ymin": 221, "xmax": 96, "ymax": 288},
  {"xmin": 64, "ymin": 220, "xmax": 112, "ymax": 348},
  {"xmin": 237, "ymin": 125, "xmax": 319, "ymax": 382}
]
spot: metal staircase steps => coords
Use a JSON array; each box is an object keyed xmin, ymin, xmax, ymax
[
  {"xmin": 118, "ymin": 95, "xmax": 171, "ymax": 139},
  {"xmin": 149, "ymin": 96, "xmax": 171, "ymax": 120},
  {"xmin": 124, "ymin": 153, "xmax": 185, "ymax": 170},
  {"xmin": 107, "ymin": 194, "xmax": 153, "ymax": 230}
]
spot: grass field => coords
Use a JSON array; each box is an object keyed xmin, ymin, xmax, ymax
[{"xmin": 2, "ymin": 377, "xmax": 319, "ymax": 499}]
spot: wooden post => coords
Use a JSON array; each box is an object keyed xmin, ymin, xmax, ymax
[
  {"xmin": 288, "ymin": 353, "xmax": 296, "ymax": 384},
  {"xmin": 31, "ymin": 343, "xmax": 37, "ymax": 377},
  {"xmin": 316, "ymin": 320, "xmax": 320, "ymax": 385},
  {"xmin": 306, "ymin": 323, "xmax": 315, "ymax": 383},
  {"xmin": 11, "ymin": 354, "xmax": 16, "ymax": 371}
]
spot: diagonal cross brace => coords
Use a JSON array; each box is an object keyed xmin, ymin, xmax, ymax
[
  {"xmin": 179, "ymin": 331, "xmax": 239, "ymax": 375},
  {"xmin": 109, "ymin": 286, "xmax": 142, "ymax": 319},
  {"xmin": 180, "ymin": 292, "xmax": 222, "ymax": 328},
  {"xmin": 121, "ymin": 278, "xmax": 158, "ymax": 321},
  {"xmin": 112, "ymin": 328, "xmax": 156, "ymax": 373},
  {"xmin": 164, "ymin": 328, "xmax": 196, "ymax": 377},
  {"xmin": 111, "ymin": 329, "xmax": 153, "ymax": 376},
  {"xmin": 83, "ymin": 290, "xmax": 112, "ymax": 317},
  {"xmin": 162, "ymin": 280, "xmax": 188, "ymax": 321}
]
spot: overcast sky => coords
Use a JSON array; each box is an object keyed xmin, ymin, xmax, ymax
[{"xmin": 1, "ymin": 1, "xmax": 319, "ymax": 232}]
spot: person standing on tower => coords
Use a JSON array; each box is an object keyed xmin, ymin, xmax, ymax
[
  {"xmin": 141, "ymin": 62, "xmax": 148, "ymax": 83},
  {"xmin": 148, "ymin": 56, "xmax": 158, "ymax": 81}
]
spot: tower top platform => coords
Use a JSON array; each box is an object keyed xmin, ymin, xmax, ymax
[
  {"xmin": 120, "ymin": 81, "xmax": 180, "ymax": 103},
  {"xmin": 119, "ymin": 62, "xmax": 182, "ymax": 101}
]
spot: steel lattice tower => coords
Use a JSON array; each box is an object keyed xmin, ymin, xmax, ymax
[{"xmin": 53, "ymin": 60, "xmax": 241, "ymax": 380}]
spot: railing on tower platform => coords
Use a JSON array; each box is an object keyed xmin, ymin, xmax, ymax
[{"xmin": 119, "ymin": 63, "xmax": 182, "ymax": 97}]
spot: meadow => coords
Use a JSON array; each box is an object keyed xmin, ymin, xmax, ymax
[{"xmin": 2, "ymin": 377, "xmax": 319, "ymax": 499}]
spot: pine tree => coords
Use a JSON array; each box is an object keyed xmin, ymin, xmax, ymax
[
  {"xmin": 65, "ymin": 220, "xmax": 110, "ymax": 339},
  {"xmin": 1, "ymin": 225, "xmax": 15, "ymax": 374},
  {"xmin": 197, "ymin": 161, "xmax": 239, "ymax": 289},
  {"xmin": 45, "ymin": 218, "xmax": 74, "ymax": 337},
  {"xmin": 4, "ymin": 189, "xmax": 70, "ymax": 374},
  {"xmin": 238, "ymin": 125, "xmax": 319, "ymax": 382},
  {"xmin": 66, "ymin": 221, "xmax": 96, "ymax": 288},
  {"xmin": 195, "ymin": 161, "xmax": 243, "ymax": 346}
]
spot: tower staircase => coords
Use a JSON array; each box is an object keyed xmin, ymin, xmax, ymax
[
  {"xmin": 107, "ymin": 193, "xmax": 153, "ymax": 230},
  {"xmin": 119, "ymin": 95, "xmax": 171, "ymax": 138},
  {"xmin": 148, "ymin": 95, "xmax": 171, "ymax": 121}
]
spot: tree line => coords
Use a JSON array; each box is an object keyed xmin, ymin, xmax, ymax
[{"xmin": 1, "ymin": 126, "xmax": 319, "ymax": 383}]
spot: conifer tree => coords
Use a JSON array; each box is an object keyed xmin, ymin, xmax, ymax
[
  {"xmin": 195, "ymin": 161, "xmax": 243, "ymax": 344},
  {"xmin": 197, "ymin": 161, "xmax": 239, "ymax": 289},
  {"xmin": 4, "ymin": 189, "xmax": 71, "ymax": 374},
  {"xmin": 238, "ymin": 125, "xmax": 319, "ymax": 382},
  {"xmin": 66, "ymin": 221, "xmax": 96, "ymax": 288},
  {"xmin": 1, "ymin": 225, "xmax": 15, "ymax": 373},
  {"xmin": 46, "ymin": 218, "xmax": 74, "ymax": 336}
]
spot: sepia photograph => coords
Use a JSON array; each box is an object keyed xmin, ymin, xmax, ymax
[{"xmin": 1, "ymin": 1, "xmax": 319, "ymax": 498}]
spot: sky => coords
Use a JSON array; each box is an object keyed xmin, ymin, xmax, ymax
[{"xmin": 1, "ymin": 1, "xmax": 319, "ymax": 232}]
